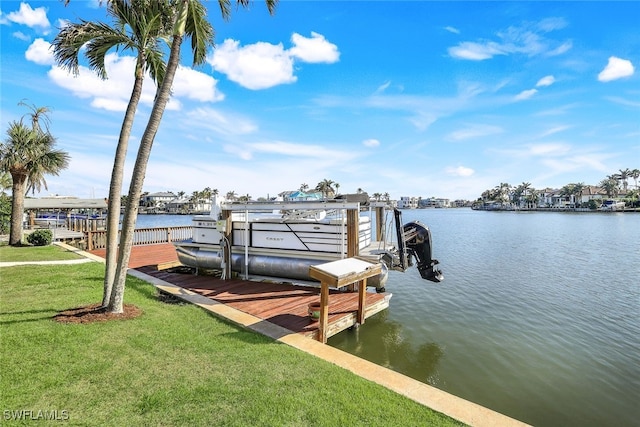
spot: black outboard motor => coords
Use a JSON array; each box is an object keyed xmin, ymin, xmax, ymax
[{"xmin": 403, "ymin": 221, "xmax": 444, "ymax": 283}]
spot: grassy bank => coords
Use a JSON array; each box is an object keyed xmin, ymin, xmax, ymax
[
  {"xmin": 0, "ymin": 243, "xmax": 82, "ymax": 262},
  {"xmin": 0, "ymin": 258, "xmax": 463, "ymax": 426}
]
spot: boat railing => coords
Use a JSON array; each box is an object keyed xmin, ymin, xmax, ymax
[{"xmin": 86, "ymin": 226, "xmax": 192, "ymax": 250}]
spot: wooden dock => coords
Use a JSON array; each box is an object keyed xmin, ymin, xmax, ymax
[{"xmin": 89, "ymin": 244, "xmax": 391, "ymax": 341}]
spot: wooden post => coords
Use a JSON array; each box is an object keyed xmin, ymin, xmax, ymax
[
  {"xmin": 87, "ymin": 231, "xmax": 93, "ymax": 251},
  {"xmin": 319, "ymin": 281, "xmax": 330, "ymax": 343},
  {"xmin": 357, "ymin": 278, "xmax": 367, "ymax": 324},
  {"xmin": 375, "ymin": 206, "xmax": 384, "ymax": 241},
  {"xmin": 346, "ymin": 208, "xmax": 359, "ymax": 257}
]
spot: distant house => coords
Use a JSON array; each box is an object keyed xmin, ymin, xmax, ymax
[
  {"xmin": 140, "ymin": 192, "xmax": 176, "ymax": 209},
  {"xmin": 279, "ymin": 191, "xmax": 323, "ymax": 202},
  {"xmin": 398, "ymin": 196, "xmax": 419, "ymax": 209},
  {"xmin": 420, "ymin": 197, "xmax": 451, "ymax": 208}
]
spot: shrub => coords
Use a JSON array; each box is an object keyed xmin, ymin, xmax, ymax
[{"xmin": 26, "ymin": 229, "xmax": 53, "ymax": 246}]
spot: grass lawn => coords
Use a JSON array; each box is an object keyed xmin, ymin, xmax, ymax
[
  {"xmin": 0, "ymin": 260, "xmax": 464, "ymax": 426},
  {"xmin": 0, "ymin": 243, "xmax": 83, "ymax": 262}
]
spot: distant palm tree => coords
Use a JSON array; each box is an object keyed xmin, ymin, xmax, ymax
[
  {"xmin": 52, "ymin": 0, "xmax": 172, "ymax": 307},
  {"xmin": 316, "ymin": 179, "xmax": 336, "ymax": 199},
  {"xmin": 299, "ymin": 183, "xmax": 309, "ymax": 192},
  {"xmin": 630, "ymin": 169, "xmax": 640, "ymax": 189},
  {"xmin": 599, "ymin": 177, "xmax": 619, "ymax": 198},
  {"xmin": 226, "ymin": 190, "xmax": 237, "ymax": 201},
  {"xmin": 572, "ymin": 182, "xmax": 585, "ymax": 208},
  {"xmin": 1, "ymin": 109, "xmax": 70, "ymax": 245},
  {"xmin": 618, "ymin": 168, "xmax": 630, "ymax": 192}
]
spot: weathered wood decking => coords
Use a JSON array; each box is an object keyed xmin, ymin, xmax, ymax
[{"xmin": 89, "ymin": 243, "xmax": 390, "ymax": 340}]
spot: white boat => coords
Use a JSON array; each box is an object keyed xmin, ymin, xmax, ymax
[
  {"xmin": 599, "ymin": 200, "xmax": 625, "ymax": 211},
  {"xmin": 174, "ymin": 195, "xmax": 443, "ymax": 291}
]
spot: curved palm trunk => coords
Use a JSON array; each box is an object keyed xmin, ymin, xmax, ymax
[
  {"xmin": 102, "ymin": 56, "xmax": 146, "ymax": 307},
  {"xmin": 8, "ymin": 174, "xmax": 27, "ymax": 246},
  {"xmin": 108, "ymin": 17, "xmax": 186, "ymax": 313}
]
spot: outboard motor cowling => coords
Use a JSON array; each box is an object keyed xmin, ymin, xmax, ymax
[{"xmin": 403, "ymin": 221, "xmax": 444, "ymax": 283}]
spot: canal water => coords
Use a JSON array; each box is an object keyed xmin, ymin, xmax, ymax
[{"xmin": 137, "ymin": 210, "xmax": 639, "ymax": 426}]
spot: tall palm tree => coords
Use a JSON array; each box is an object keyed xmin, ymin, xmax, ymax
[
  {"xmin": 52, "ymin": 0, "xmax": 172, "ymax": 307},
  {"xmin": 1, "ymin": 117, "xmax": 70, "ymax": 246},
  {"xmin": 109, "ymin": 0, "xmax": 277, "ymax": 313}
]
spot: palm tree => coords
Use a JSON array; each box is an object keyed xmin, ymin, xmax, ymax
[
  {"xmin": 226, "ymin": 190, "xmax": 237, "ymax": 201},
  {"xmin": 1, "ymin": 114, "xmax": 69, "ymax": 246},
  {"xmin": 618, "ymin": 168, "xmax": 630, "ymax": 192},
  {"xmin": 572, "ymin": 182, "xmax": 585, "ymax": 208},
  {"xmin": 630, "ymin": 169, "xmax": 640, "ymax": 190},
  {"xmin": 299, "ymin": 183, "xmax": 309, "ymax": 192},
  {"xmin": 599, "ymin": 177, "xmax": 619, "ymax": 198},
  {"xmin": 316, "ymin": 179, "xmax": 336, "ymax": 199},
  {"xmin": 110, "ymin": 0, "xmax": 277, "ymax": 313},
  {"xmin": 52, "ymin": 0, "xmax": 172, "ymax": 307}
]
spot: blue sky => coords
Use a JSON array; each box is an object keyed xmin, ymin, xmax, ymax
[{"xmin": 1, "ymin": 1, "xmax": 638, "ymax": 201}]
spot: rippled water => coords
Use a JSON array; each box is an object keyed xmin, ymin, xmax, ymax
[{"xmin": 329, "ymin": 209, "xmax": 640, "ymax": 426}]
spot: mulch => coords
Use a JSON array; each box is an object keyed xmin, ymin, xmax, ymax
[{"xmin": 53, "ymin": 303, "xmax": 143, "ymax": 324}]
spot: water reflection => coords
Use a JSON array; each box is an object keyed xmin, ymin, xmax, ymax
[{"xmin": 330, "ymin": 310, "xmax": 444, "ymax": 386}]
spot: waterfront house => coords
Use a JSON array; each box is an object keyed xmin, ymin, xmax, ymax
[
  {"xmin": 140, "ymin": 192, "xmax": 177, "ymax": 210},
  {"xmin": 398, "ymin": 196, "xmax": 419, "ymax": 209}
]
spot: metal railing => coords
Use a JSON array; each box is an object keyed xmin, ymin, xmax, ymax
[{"xmin": 86, "ymin": 226, "xmax": 192, "ymax": 250}]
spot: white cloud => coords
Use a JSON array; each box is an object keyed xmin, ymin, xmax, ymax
[
  {"xmin": 514, "ymin": 88, "xmax": 538, "ymax": 101},
  {"xmin": 362, "ymin": 139, "xmax": 380, "ymax": 148},
  {"xmin": 444, "ymin": 26, "xmax": 460, "ymax": 34},
  {"xmin": 446, "ymin": 166, "xmax": 475, "ymax": 177},
  {"xmin": 447, "ymin": 124, "xmax": 503, "ymax": 141},
  {"xmin": 547, "ymin": 40, "xmax": 572, "ymax": 56},
  {"xmin": 25, "ymin": 38, "xmax": 53, "ymax": 65},
  {"xmin": 5, "ymin": 2, "xmax": 50, "ymax": 30},
  {"xmin": 48, "ymin": 54, "xmax": 155, "ymax": 111},
  {"xmin": 598, "ymin": 56, "xmax": 635, "ymax": 82},
  {"xmin": 538, "ymin": 125, "xmax": 571, "ymax": 138},
  {"xmin": 47, "ymin": 52, "xmax": 222, "ymax": 112},
  {"xmin": 448, "ymin": 41, "xmax": 505, "ymax": 60},
  {"xmin": 184, "ymin": 107, "xmax": 257, "ymax": 136},
  {"xmin": 13, "ymin": 31, "xmax": 30, "ymax": 41},
  {"xmin": 172, "ymin": 66, "xmax": 224, "ymax": 103},
  {"xmin": 209, "ymin": 39, "xmax": 296, "ymax": 90},
  {"xmin": 374, "ymin": 81, "xmax": 391, "ymax": 94},
  {"xmin": 289, "ymin": 32, "xmax": 340, "ymax": 63},
  {"xmin": 527, "ymin": 143, "xmax": 572, "ymax": 156},
  {"xmin": 449, "ymin": 18, "xmax": 571, "ymax": 61},
  {"xmin": 536, "ymin": 75, "xmax": 555, "ymax": 87}
]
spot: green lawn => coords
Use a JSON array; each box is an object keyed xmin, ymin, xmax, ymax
[
  {"xmin": 0, "ymin": 243, "xmax": 82, "ymax": 262},
  {"xmin": 0, "ymin": 261, "xmax": 463, "ymax": 426}
]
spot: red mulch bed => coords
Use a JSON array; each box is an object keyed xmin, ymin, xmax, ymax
[{"xmin": 54, "ymin": 303, "xmax": 142, "ymax": 324}]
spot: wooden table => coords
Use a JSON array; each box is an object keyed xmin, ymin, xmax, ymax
[{"xmin": 309, "ymin": 258, "xmax": 382, "ymax": 343}]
